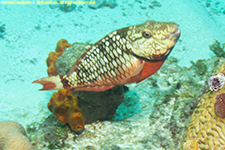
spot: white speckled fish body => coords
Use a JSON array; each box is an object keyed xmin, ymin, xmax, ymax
[{"xmin": 33, "ymin": 20, "xmax": 181, "ymax": 92}]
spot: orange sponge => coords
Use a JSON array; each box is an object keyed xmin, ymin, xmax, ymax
[
  {"xmin": 46, "ymin": 39, "xmax": 71, "ymax": 77},
  {"xmin": 48, "ymin": 89, "xmax": 85, "ymax": 132}
]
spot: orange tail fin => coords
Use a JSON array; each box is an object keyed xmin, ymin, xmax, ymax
[{"xmin": 32, "ymin": 75, "xmax": 64, "ymax": 91}]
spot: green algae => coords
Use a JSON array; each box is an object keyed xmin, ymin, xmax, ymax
[
  {"xmin": 209, "ymin": 40, "xmax": 225, "ymax": 57},
  {"xmin": 190, "ymin": 59, "xmax": 208, "ymax": 75}
]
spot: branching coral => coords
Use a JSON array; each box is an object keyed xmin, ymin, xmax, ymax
[
  {"xmin": 48, "ymin": 89, "xmax": 85, "ymax": 132},
  {"xmin": 46, "ymin": 39, "xmax": 71, "ymax": 77},
  {"xmin": 0, "ymin": 121, "xmax": 34, "ymax": 150}
]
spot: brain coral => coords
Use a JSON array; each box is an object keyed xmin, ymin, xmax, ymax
[
  {"xmin": 46, "ymin": 39, "xmax": 71, "ymax": 77},
  {"xmin": 183, "ymin": 61, "xmax": 225, "ymax": 150},
  {"xmin": 0, "ymin": 121, "xmax": 34, "ymax": 150},
  {"xmin": 48, "ymin": 89, "xmax": 85, "ymax": 132}
]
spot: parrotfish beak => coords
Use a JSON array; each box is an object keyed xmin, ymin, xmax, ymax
[{"xmin": 169, "ymin": 28, "xmax": 181, "ymax": 41}]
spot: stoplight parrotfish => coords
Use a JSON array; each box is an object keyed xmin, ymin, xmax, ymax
[{"xmin": 33, "ymin": 20, "xmax": 181, "ymax": 92}]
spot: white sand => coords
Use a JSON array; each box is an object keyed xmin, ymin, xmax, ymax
[{"xmin": 0, "ymin": 0, "xmax": 225, "ymax": 130}]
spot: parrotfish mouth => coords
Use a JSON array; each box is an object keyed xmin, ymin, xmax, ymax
[
  {"xmin": 151, "ymin": 28, "xmax": 181, "ymax": 61},
  {"xmin": 169, "ymin": 28, "xmax": 181, "ymax": 41}
]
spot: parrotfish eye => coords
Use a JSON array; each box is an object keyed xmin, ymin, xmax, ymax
[{"xmin": 142, "ymin": 31, "xmax": 152, "ymax": 38}]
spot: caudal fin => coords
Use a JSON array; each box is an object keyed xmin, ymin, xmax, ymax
[{"xmin": 32, "ymin": 75, "xmax": 64, "ymax": 91}]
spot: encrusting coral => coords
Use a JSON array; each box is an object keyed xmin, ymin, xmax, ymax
[
  {"xmin": 48, "ymin": 89, "xmax": 85, "ymax": 132},
  {"xmin": 183, "ymin": 61, "xmax": 225, "ymax": 150},
  {"xmin": 0, "ymin": 121, "xmax": 34, "ymax": 150},
  {"xmin": 46, "ymin": 39, "xmax": 71, "ymax": 77}
]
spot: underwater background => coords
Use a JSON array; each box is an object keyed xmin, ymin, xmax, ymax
[{"xmin": 1, "ymin": 0, "xmax": 225, "ymax": 149}]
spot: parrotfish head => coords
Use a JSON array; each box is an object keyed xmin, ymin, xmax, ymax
[{"xmin": 123, "ymin": 20, "xmax": 181, "ymax": 61}]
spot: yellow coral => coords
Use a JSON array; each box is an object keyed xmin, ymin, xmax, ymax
[
  {"xmin": 0, "ymin": 121, "xmax": 34, "ymax": 150},
  {"xmin": 183, "ymin": 62, "xmax": 225, "ymax": 150},
  {"xmin": 46, "ymin": 39, "xmax": 71, "ymax": 77},
  {"xmin": 48, "ymin": 89, "xmax": 85, "ymax": 131},
  {"xmin": 183, "ymin": 137, "xmax": 198, "ymax": 150}
]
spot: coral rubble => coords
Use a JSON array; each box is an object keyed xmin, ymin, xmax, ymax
[
  {"xmin": 27, "ymin": 115, "xmax": 69, "ymax": 149},
  {"xmin": 0, "ymin": 121, "xmax": 34, "ymax": 150},
  {"xmin": 46, "ymin": 39, "xmax": 71, "ymax": 77},
  {"xmin": 183, "ymin": 60, "xmax": 225, "ymax": 149},
  {"xmin": 48, "ymin": 89, "xmax": 85, "ymax": 132}
]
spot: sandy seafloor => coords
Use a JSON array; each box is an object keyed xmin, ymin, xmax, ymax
[{"xmin": 0, "ymin": 0, "xmax": 225, "ymax": 149}]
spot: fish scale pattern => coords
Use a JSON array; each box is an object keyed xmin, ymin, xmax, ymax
[
  {"xmin": 183, "ymin": 62, "xmax": 225, "ymax": 150},
  {"xmin": 66, "ymin": 30, "xmax": 137, "ymax": 88},
  {"xmin": 33, "ymin": 20, "xmax": 180, "ymax": 92}
]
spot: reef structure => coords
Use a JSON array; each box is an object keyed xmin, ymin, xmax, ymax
[
  {"xmin": 0, "ymin": 121, "xmax": 34, "ymax": 150},
  {"xmin": 55, "ymin": 42, "xmax": 126, "ymax": 123},
  {"xmin": 46, "ymin": 39, "xmax": 86, "ymax": 131},
  {"xmin": 45, "ymin": 40, "xmax": 125, "ymax": 131},
  {"xmin": 183, "ymin": 61, "xmax": 225, "ymax": 150}
]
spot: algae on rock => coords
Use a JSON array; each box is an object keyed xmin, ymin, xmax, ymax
[{"xmin": 209, "ymin": 40, "xmax": 225, "ymax": 58}]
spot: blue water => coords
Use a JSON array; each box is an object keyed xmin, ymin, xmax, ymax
[{"xmin": 0, "ymin": 0, "xmax": 225, "ymax": 149}]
